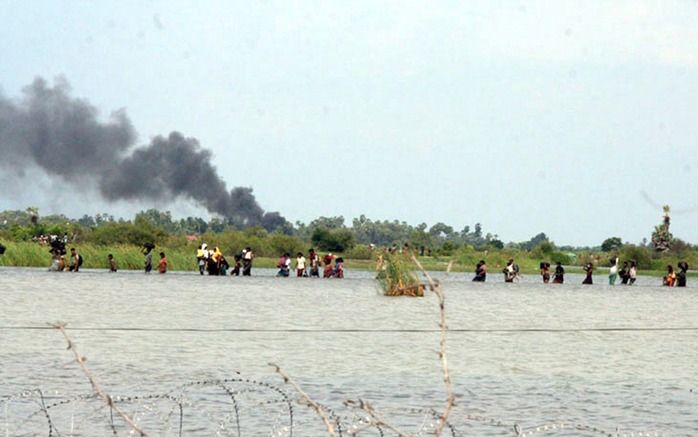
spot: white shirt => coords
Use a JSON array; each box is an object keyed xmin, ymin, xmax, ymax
[{"xmin": 296, "ymin": 256, "xmax": 306, "ymax": 269}]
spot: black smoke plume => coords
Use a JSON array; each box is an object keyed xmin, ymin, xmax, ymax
[{"xmin": 0, "ymin": 77, "xmax": 289, "ymax": 231}]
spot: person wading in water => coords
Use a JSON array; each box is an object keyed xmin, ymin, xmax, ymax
[
  {"xmin": 473, "ymin": 260, "xmax": 487, "ymax": 282},
  {"xmin": 609, "ymin": 257, "xmax": 619, "ymax": 285},
  {"xmin": 582, "ymin": 262, "xmax": 593, "ymax": 284},
  {"xmin": 552, "ymin": 262, "xmax": 565, "ymax": 284},
  {"xmin": 503, "ymin": 259, "xmax": 519, "ymax": 283}
]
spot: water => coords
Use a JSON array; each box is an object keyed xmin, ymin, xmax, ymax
[{"xmin": 1, "ymin": 267, "xmax": 697, "ymax": 436}]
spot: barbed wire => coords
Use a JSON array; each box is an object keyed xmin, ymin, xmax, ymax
[{"xmin": 0, "ymin": 381, "xmax": 672, "ymax": 437}]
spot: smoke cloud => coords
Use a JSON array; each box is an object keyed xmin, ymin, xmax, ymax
[{"xmin": 0, "ymin": 77, "xmax": 289, "ymax": 231}]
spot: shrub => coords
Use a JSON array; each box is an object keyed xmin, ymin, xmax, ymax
[
  {"xmin": 311, "ymin": 227, "xmax": 355, "ymax": 252},
  {"xmin": 619, "ymin": 245, "xmax": 653, "ymax": 270},
  {"xmin": 87, "ymin": 223, "xmax": 167, "ymax": 246},
  {"xmin": 345, "ymin": 244, "xmax": 375, "ymax": 260}
]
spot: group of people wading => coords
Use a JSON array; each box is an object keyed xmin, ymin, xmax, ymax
[
  {"xmin": 472, "ymin": 257, "xmax": 689, "ymax": 287},
  {"xmin": 275, "ymin": 250, "xmax": 344, "ymax": 278},
  {"xmin": 194, "ymin": 244, "xmax": 345, "ymax": 278},
  {"xmin": 195, "ymin": 243, "xmax": 253, "ymax": 276}
]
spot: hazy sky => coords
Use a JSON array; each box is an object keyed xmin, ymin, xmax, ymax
[{"xmin": 1, "ymin": 0, "xmax": 698, "ymax": 245}]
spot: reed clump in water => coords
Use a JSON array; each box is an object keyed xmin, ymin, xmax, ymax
[{"xmin": 376, "ymin": 252, "xmax": 425, "ymax": 297}]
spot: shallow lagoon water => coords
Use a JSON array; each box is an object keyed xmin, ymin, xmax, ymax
[{"xmin": 1, "ymin": 267, "xmax": 697, "ymax": 435}]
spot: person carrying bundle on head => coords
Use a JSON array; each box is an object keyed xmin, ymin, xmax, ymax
[{"xmin": 144, "ymin": 243, "xmax": 155, "ymax": 274}]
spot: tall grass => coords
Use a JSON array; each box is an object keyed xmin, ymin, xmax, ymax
[
  {"xmin": 0, "ymin": 242, "xmax": 301, "ymax": 271},
  {"xmin": 376, "ymin": 253, "xmax": 424, "ymax": 297}
]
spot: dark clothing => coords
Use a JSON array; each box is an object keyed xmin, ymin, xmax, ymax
[
  {"xmin": 144, "ymin": 250, "xmax": 153, "ymax": 273},
  {"xmin": 677, "ymin": 270, "xmax": 687, "ymax": 287},
  {"xmin": 242, "ymin": 259, "xmax": 252, "ymax": 276},
  {"xmin": 231, "ymin": 260, "xmax": 241, "ymax": 276},
  {"xmin": 553, "ymin": 266, "xmax": 565, "ymax": 284},
  {"xmin": 619, "ymin": 268, "xmax": 629, "ymax": 285},
  {"xmin": 473, "ymin": 263, "xmax": 487, "ymax": 282},
  {"xmin": 582, "ymin": 265, "xmax": 593, "ymax": 285}
]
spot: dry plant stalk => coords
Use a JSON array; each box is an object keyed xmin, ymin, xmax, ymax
[
  {"xmin": 50, "ymin": 322, "xmax": 149, "ymax": 437},
  {"xmin": 344, "ymin": 399, "xmax": 412, "ymax": 437},
  {"xmin": 410, "ymin": 255, "xmax": 456, "ymax": 437},
  {"xmin": 269, "ymin": 362, "xmax": 338, "ymax": 437}
]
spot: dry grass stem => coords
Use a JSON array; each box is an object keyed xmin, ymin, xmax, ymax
[
  {"xmin": 49, "ymin": 322, "xmax": 149, "ymax": 436},
  {"xmin": 268, "ymin": 362, "xmax": 337, "ymax": 437},
  {"xmin": 410, "ymin": 255, "xmax": 456, "ymax": 437},
  {"xmin": 344, "ymin": 399, "xmax": 412, "ymax": 437}
]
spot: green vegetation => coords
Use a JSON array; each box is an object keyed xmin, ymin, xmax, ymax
[
  {"xmin": 1, "ymin": 207, "xmax": 697, "ymax": 275},
  {"xmin": 376, "ymin": 253, "xmax": 424, "ymax": 297}
]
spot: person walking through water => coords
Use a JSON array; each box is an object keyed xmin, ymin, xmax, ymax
[
  {"xmin": 276, "ymin": 253, "xmax": 291, "ymax": 277},
  {"xmin": 503, "ymin": 259, "xmax": 519, "ymax": 283},
  {"xmin": 663, "ymin": 265, "xmax": 676, "ymax": 286},
  {"xmin": 552, "ymin": 262, "xmax": 565, "ymax": 283},
  {"xmin": 231, "ymin": 254, "xmax": 242, "ymax": 276},
  {"xmin": 582, "ymin": 262, "xmax": 593, "ymax": 284},
  {"xmin": 242, "ymin": 247, "xmax": 253, "ymax": 276},
  {"xmin": 473, "ymin": 260, "xmax": 487, "ymax": 282},
  {"xmin": 628, "ymin": 261, "xmax": 638, "ymax": 285},
  {"xmin": 676, "ymin": 262, "xmax": 688, "ymax": 287},
  {"xmin": 197, "ymin": 244, "xmax": 209, "ymax": 275},
  {"xmin": 308, "ymin": 248, "xmax": 320, "ymax": 277},
  {"xmin": 144, "ymin": 244, "xmax": 154, "ymax": 273},
  {"xmin": 540, "ymin": 262, "xmax": 551, "ymax": 283},
  {"xmin": 158, "ymin": 252, "xmax": 168, "ymax": 273},
  {"xmin": 107, "ymin": 254, "xmax": 117, "ymax": 272},
  {"xmin": 295, "ymin": 252, "xmax": 306, "ymax": 277},
  {"xmin": 68, "ymin": 248, "xmax": 82, "ymax": 272},
  {"xmin": 608, "ymin": 257, "xmax": 619, "ymax": 285},
  {"xmin": 333, "ymin": 257, "xmax": 345, "ymax": 278},
  {"xmin": 619, "ymin": 261, "xmax": 630, "ymax": 284}
]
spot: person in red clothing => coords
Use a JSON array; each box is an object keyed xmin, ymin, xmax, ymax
[{"xmin": 158, "ymin": 252, "xmax": 168, "ymax": 274}]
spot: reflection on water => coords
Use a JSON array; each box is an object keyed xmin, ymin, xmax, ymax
[{"xmin": 1, "ymin": 267, "xmax": 696, "ymax": 435}]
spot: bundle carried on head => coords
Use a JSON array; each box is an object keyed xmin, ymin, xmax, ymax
[{"xmin": 49, "ymin": 239, "xmax": 66, "ymax": 255}]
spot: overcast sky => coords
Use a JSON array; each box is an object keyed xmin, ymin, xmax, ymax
[{"xmin": 2, "ymin": 0, "xmax": 698, "ymax": 245}]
